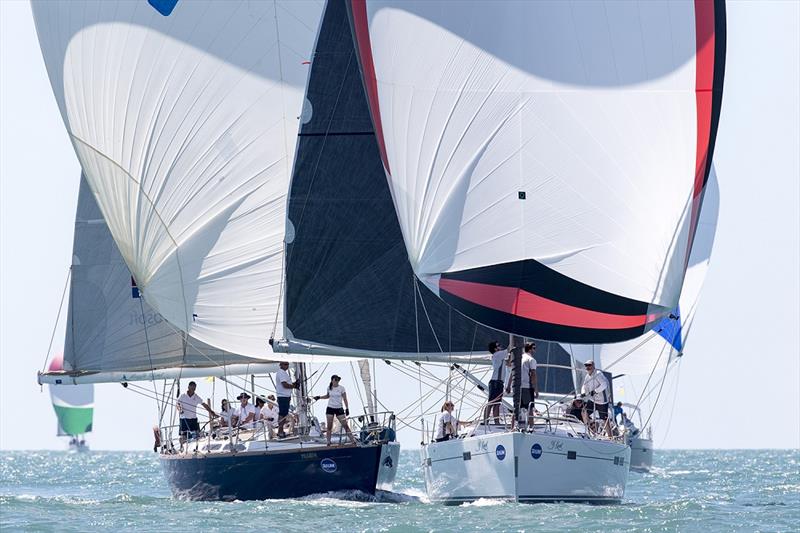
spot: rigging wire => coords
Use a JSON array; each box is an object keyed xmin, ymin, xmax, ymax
[{"xmin": 41, "ymin": 267, "xmax": 71, "ymax": 374}]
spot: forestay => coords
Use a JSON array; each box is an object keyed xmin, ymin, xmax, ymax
[
  {"xmin": 32, "ymin": 0, "xmax": 325, "ymax": 357},
  {"xmin": 349, "ymin": 0, "xmax": 726, "ymax": 343}
]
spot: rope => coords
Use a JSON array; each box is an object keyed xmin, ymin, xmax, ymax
[{"xmin": 41, "ymin": 267, "xmax": 71, "ymax": 373}]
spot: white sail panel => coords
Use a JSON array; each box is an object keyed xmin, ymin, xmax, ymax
[
  {"xmin": 32, "ymin": 0, "xmax": 325, "ymax": 357},
  {"xmin": 352, "ymin": 0, "xmax": 725, "ymax": 343},
  {"xmin": 567, "ymin": 166, "xmax": 720, "ymax": 375}
]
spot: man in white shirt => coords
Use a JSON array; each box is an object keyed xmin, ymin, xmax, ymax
[
  {"xmin": 580, "ymin": 360, "xmax": 612, "ymax": 437},
  {"xmin": 519, "ymin": 342, "xmax": 539, "ymax": 425},
  {"xmin": 231, "ymin": 392, "xmax": 256, "ymax": 429},
  {"xmin": 276, "ymin": 362, "xmax": 298, "ymax": 438},
  {"xmin": 176, "ymin": 381, "xmax": 212, "ymax": 444},
  {"xmin": 484, "ymin": 341, "xmax": 510, "ymax": 424}
]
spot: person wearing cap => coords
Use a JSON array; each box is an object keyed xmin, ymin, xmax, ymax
[
  {"xmin": 580, "ymin": 360, "xmax": 612, "ymax": 437},
  {"xmin": 231, "ymin": 392, "xmax": 256, "ymax": 429},
  {"xmin": 260, "ymin": 394, "xmax": 279, "ymax": 437},
  {"xmin": 176, "ymin": 381, "xmax": 213, "ymax": 444},
  {"xmin": 519, "ymin": 342, "xmax": 539, "ymax": 425},
  {"xmin": 484, "ymin": 341, "xmax": 510, "ymax": 425},
  {"xmin": 253, "ymin": 396, "xmax": 266, "ymax": 429},
  {"xmin": 313, "ymin": 375, "xmax": 357, "ymax": 446},
  {"xmin": 276, "ymin": 362, "xmax": 299, "ymax": 438}
]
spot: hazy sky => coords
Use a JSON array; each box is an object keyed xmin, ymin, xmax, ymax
[{"xmin": 1, "ymin": 0, "xmax": 798, "ymax": 452}]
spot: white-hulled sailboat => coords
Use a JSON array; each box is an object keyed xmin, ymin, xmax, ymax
[{"xmin": 346, "ymin": 0, "xmax": 726, "ymax": 503}]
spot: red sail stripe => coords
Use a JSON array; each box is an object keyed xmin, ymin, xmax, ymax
[
  {"xmin": 687, "ymin": 0, "xmax": 716, "ymax": 258},
  {"xmin": 349, "ymin": 0, "xmax": 391, "ymax": 175},
  {"xmin": 439, "ymin": 278, "xmax": 663, "ymax": 330}
]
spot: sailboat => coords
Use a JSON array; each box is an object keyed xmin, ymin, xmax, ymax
[
  {"xmin": 47, "ymin": 353, "xmax": 92, "ymax": 452},
  {"xmin": 347, "ymin": 0, "xmax": 726, "ymax": 503}
]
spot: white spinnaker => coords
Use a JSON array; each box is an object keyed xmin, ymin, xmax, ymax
[
  {"xmin": 564, "ymin": 166, "xmax": 720, "ymax": 375},
  {"xmin": 32, "ymin": 0, "xmax": 325, "ymax": 358},
  {"xmin": 358, "ymin": 0, "xmax": 708, "ymax": 308}
]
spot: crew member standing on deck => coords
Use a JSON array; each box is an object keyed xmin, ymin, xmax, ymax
[
  {"xmin": 276, "ymin": 362, "xmax": 299, "ymax": 438},
  {"xmin": 519, "ymin": 342, "xmax": 539, "ymax": 425},
  {"xmin": 314, "ymin": 375, "xmax": 358, "ymax": 446},
  {"xmin": 176, "ymin": 381, "xmax": 212, "ymax": 445},
  {"xmin": 580, "ymin": 360, "xmax": 612, "ymax": 437},
  {"xmin": 484, "ymin": 341, "xmax": 509, "ymax": 424}
]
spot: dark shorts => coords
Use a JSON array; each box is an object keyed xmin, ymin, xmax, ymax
[
  {"xmin": 586, "ymin": 401, "xmax": 609, "ymax": 420},
  {"xmin": 520, "ymin": 388, "xmax": 534, "ymax": 410},
  {"xmin": 277, "ymin": 396, "xmax": 290, "ymax": 417},
  {"xmin": 326, "ymin": 407, "xmax": 345, "ymax": 417},
  {"xmin": 179, "ymin": 418, "xmax": 200, "ymax": 433},
  {"xmin": 488, "ymin": 380, "xmax": 504, "ymax": 403}
]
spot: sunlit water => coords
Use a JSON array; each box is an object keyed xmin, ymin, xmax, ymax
[{"xmin": 1, "ymin": 450, "xmax": 797, "ymax": 532}]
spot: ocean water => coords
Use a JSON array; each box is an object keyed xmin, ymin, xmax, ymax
[{"xmin": 1, "ymin": 449, "xmax": 797, "ymax": 532}]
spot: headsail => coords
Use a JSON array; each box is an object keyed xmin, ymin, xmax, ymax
[
  {"xmin": 349, "ymin": 0, "xmax": 726, "ymax": 342},
  {"xmin": 40, "ymin": 175, "xmax": 273, "ymax": 384},
  {"xmin": 31, "ymin": 0, "xmax": 325, "ymax": 357},
  {"xmin": 277, "ymin": 0, "xmax": 502, "ymax": 361},
  {"xmin": 564, "ymin": 166, "xmax": 721, "ymax": 375},
  {"xmin": 48, "ymin": 354, "xmax": 93, "ymax": 436}
]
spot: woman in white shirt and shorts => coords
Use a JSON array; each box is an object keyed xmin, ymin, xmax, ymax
[{"xmin": 314, "ymin": 375, "xmax": 358, "ymax": 446}]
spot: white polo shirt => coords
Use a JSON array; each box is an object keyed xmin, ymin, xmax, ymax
[
  {"xmin": 521, "ymin": 354, "xmax": 538, "ymax": 389},
  {"xmin": 177, "ymin": 392, "xmax": 202, "ymax": 419},
  {"xmin": 436, "ymin": 411, "xmax": 457, "ymax": 439},
  {"xmin": 327, "ymin": 385, "xmax": 346, "ymax": 409},
  {"xmin": 490, "ymin": 349, "xmax": 508, "ymax": 381},
  {"xmin": 234, "ymin": 403, "xmax": 256, "ymax": 426},
  {"xmin": 276, "ymin": 368, "xmax": 293, "ymax": 397}
]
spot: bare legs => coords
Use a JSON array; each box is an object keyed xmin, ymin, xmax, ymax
[{"xmin": 325, "ymin": 414, "xmax": 358, "ymax": 446}]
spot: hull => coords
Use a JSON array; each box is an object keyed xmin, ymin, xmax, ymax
[
  {"xmin": 161, "ymin": 444, "xmax": 384, "ymax": 501},
  {"xmin": 422, "ymin": 431, "xmax": 630, "ymax": 504},
  {"xmin": 629, "ymin": 436, "xmax": 654, "ymax": 472}
]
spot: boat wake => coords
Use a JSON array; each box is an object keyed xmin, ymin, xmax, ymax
[{"xmin": 297, "ymin": 488, "xmax": 425, "ymax": 505}]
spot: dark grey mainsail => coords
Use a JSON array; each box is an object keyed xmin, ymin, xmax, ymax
[
  {"xmin": 282, "ymin": 0, "xmax": 501, "ymax": 358},
  {"xmin": 41, "ymin": 176, "xmax": 270, "ymax": 383}
]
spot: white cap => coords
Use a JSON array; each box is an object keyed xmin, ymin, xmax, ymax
[{"xmin": 583, "ymin": 359, "xmax": 595, "ymax": 367}]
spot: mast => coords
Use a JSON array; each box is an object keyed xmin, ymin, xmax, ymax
[{"xmin": 510, "ymin": 335, "xmax": 524, "ymax": 422}]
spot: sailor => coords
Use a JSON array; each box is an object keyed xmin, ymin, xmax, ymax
[
  {"xmin": 276, "ymin": 362, "xmax": 299, "ymax": 438},
  {"xmin": 435, "ymin": 400, "xmax": 466, "ymax": 442},
  {"xmin": 580, "ymin": 360, "xmax": 612, "ymax": 437},
  {"xmin": 484, "ymin": 341, "xmax": 510, "ymax": 424},
  {"xmin": 215, "ymin": 398, "xmax": 233, "ymax": 428},
  {"xmin": 613, "ymin": 401, "xmax": 624, "ymax": 424},
  {"xmin": 519, "ymin": 342, "xmax": 539, "ymax": 425},
  {"xmin": 254, "ymin": 396, "xmax": 266, "ymax": 428},
  {"xmin": 231, "ymin": 392, "xmax": 256, "ymax": 429},
  {"xmin": 261, "ymin": 394, "xmax": 279, "ymax": 437},
  {"xmin": 176, "ymin": 381, "xmax": 212, "ymax": 443},
  {"xmin": 313, "ymin": 375, "xmax": 357, "ymax": 446}
]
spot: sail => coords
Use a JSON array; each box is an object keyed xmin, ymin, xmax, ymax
[
  {"xmin": 42, "ymin": 176, "xmax": 269, "ymax": 384},
  {"xmin": 565, "ymin": 166, "xmax": 721, "ymax": 375},
  {"xmin": 48, "ymin": 354, "xmax": 93, "ymax": 436},
  {"xmin": 31, "ymin": 0, "xmax": 325, "ymax": 357},
  {"xmin": 349, "ymin": 0, "xmax": 726, "ymax": 343},
  {"xmin": 277, "ymin": 0, "xmax": 501, "ymax": 360}
]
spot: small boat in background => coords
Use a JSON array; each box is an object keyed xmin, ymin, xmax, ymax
[{"xmin": 47, "ymin": 354, "xmax": 92, "ymax": 453}]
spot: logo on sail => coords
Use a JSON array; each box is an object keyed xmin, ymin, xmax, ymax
[
  {"xmin": 495, "ymin": 445, "xmax": 506, "ymax": 461},
  {"xmin": 320, "ymin": 458, "xmax": 337, "ymax": 473}
]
